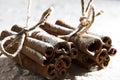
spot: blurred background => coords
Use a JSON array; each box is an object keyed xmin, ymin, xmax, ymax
[{"xmin": 0, "ymin": 0, "xmax": 120, "ymax": 80}]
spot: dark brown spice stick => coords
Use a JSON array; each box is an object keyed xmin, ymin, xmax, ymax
[
  {"xmin": 54, "ymin": 55, "xmax": 71, "ymax": 69},
  {"xmin": 87, "ymin": 32, "xmax": 112, "ymax": 50},
  {"xmin": 31, "ymin": 30, "xmax": 71, "ymax": 55},
  {"xmin": 55, "ymin": 19, "xmax": 75, "ymax": 30},
  {"xmin": 58, "ymin": 68, "xmax": 67, "ymax": 77},
  {"xmin": 95, "ymin": 49, "xmax": 110, "ymax": 68},
  {"xmin": 73, "ymin": 34, "xmax": 102, "ymax": 56},
  {"xmin": 11, "ymin": 25, "xmax": 70, "ymax": 55},
  {"xmin": 24, "ymin": 37, "xmax": 54, "ymax": 58},
  {"xmin": 3, "ymin": 40, "xmax": 47, "ymax": 67},
  {"xmin": 73, "ymin": 51, "xmax": 97, "ymax": 70},
  {"xmin": 11, "ymin": 25, "xmax": 24, "ymax": 33},
  {"xmin": 1, "ymin": 30, "xmax": 54, "ymax": 58},
  {"xmin": 108, "ymin": 47, "xmax": 117, "ymax": 56},
  {"xmin": 13, "ymin": 53, "xmax": 57, "ymax": 79},
  {"xmin": 55, "ymin": 20, "xmax": 113, "ymax": 52},
  {"xmin": 39, "ymin": 22, "xmax": 73, "ymax": 36},
  {"xmin": 0, "ymin": 30, "xmax": 13, "ymax": 40}
]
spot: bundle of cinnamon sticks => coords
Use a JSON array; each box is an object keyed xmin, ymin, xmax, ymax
[
  {"xmin": 0, "ymin": 20, "xmax": 116, "ymax": 79},
  {"xmin": 0, "ymin": 0, "xmax": 117, "ymax": 79}
]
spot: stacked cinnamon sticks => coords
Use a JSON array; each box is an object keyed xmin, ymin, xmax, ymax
[
  {"xmin": 40, "ymin": 20, "xmax": 117, "ymax": 70},
  {"xmin": 0, "ymin": 19, "xmax": 116, "ymax": 79},
  {"xmin": 0, "ymin": 0, "xmax": 117, "ymax": 79}
]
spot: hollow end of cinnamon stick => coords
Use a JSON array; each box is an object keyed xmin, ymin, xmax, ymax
[
  {"xmin": 47, "ymin": 64, "xmax": 57, "ymax": 79},
  {"xmin": 87, "ymin": 39, "xmax": 102, "ymax": 54},
  {"xmin": 96, "ymin": 49, "xmax": 110, "ymax": 69},
  {"xmin": 77, "ymin": 35, "xmax": 103, "ymax": 56},
  {"xmin": 101, "ymin": 36, "xmax": 112, "ymax": 50},
  {"xmin": 54, "ymin": 42, "xmax": 70, "ymax": 55},
  {"xmin": 59, "ymin": 68, "xmax": 67, "ymax": 77},
  {"xmin": 45, "ymin": 47, "xmax": 54, "ymax": 58},
  {"xmin": 59, "ymin": 55, "xmax": 71, "ymax": 69},
  {"xmin": 108, "ymin": 47, "xmax": 117, "ymax": 56},
  {"xmin": 54, "ymin": 59, "xmax": 65, "ymax": 71}
]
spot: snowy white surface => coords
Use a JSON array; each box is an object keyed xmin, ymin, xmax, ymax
[{"xmin": 0, "ymin": 0, "xmax": 120, "ymax": 80}]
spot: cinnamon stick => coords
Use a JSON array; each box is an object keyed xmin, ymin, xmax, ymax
[
  {"xmin": 24, "ymin": 37, "xmax": 54, "ymax": 58},
  {"xmin": 0, "ymin": 30, "xmax": 13, "ymax": 40},
  {"xmin": 13, "ymin": 53, "xmax": 57, "ymax": 79},
  {"xmin": 55, "ymin": 19, "xmax": 75, "ymax": 29},
  {"xmin": 39, "ymin": 22, "xmax": 73, "ymax": 36},
  {"xmin": 31, "ymin": 30, "xmax": 71, "ymax": 55}
]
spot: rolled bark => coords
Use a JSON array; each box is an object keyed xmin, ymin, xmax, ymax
[
  {"xmin": 54, "ymin": 59, "xmax": 65, "ymax": 71},
  {"xmin": 55, "ymin": 20, "xmax": 113, "ymax": 52},
  {"xmin": 0, "ymin": 30, "xmax": 13, "ymax": 40},
  {"xmin": 87, "ymin": 32, "xmax": 112, "ymax": 50},
  {"xmin": 1, "ymin": 30, "xmax": 54, "ymax": 58},
  {"xmin": 108, "ymin": 47, "xmax": 117, "ymax": 56},
  {"xmin": 11, "ymin": 25, "xmax": 24, "ymax": 33},
  {"xmin": 101, "ymin": 36, "xmax": 112, "ymax": 50},
  {"xmin": 11, "ymin": 25, "xmax": 71, "ymax": 55},
  {"xmin": 13, "ymin": 53, "xmax": 57, "ymax": 79},
  {"xmin": 31, "ymin": 31, "xmax": 70, "ymax": 55},
  {"xmin": 3, "ymin": 39, "xmax": 47, "ymax": 67},
  {"xmin": 58, "ymin": 68, "xmax": 67, "ymax": 77},
  {"xmin": 73, "ymin": 51, "xmax": 97, "ymax": 70},
  {"xmin": 72, "ymin": 34, "xmax": 103, "ymax": 56},
  {"xmin": 21, "ymin": 46, "xmax": 47, "ymax": 66},
  {"xmin": 54, "ymin": 55, "xmax": 71, "ymax": 69},
  {"xmin": 24, "ymin": 37, "xmax": 54, "ymax": 58},
  {"xmin": 55, "ymin": 19, "xmax": 75, "ymax": 30},
  {"xmin": 74, "ymin": 49, "xmax": 110, "ymax": 69},
  {"xmin": 3, "ymin": 39, "xmax": 19, "ymax": 54},
  {"xmin": 39, "ymin": 22, "xmax": 73, "ymax": 36},
  {"xmin": 95, "ymin": 49, "xmax": 110, "ymax": 68}
]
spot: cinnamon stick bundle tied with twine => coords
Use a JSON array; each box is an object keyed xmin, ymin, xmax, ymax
[
  {"xmin": 0, "ymin": 29, "xmax": 71, "ymax": 79},
  {"xmin": 2, "ymin": 37, "xmax": 47, "ymax": 67},
  {"xmin": 11, "ymin": 25, "xmax": 72, "ymax": 56},
  {"xmin": 54, "ymin": 20, "xmax": 116, "ymax": 56},
  {"xmin": 0, "ymin": 0, "xmax": 117, "ymax": 79},
  {"xmin": 0, "ymin": 30, "xmax": 54, "ymax": 58}
]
